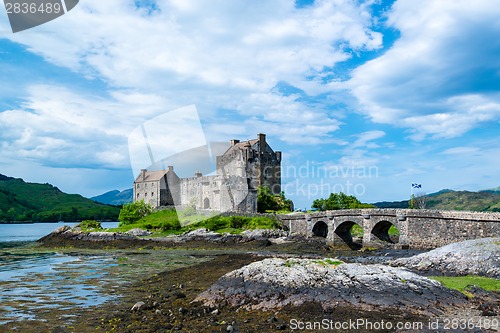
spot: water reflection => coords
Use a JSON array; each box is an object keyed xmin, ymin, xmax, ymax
[
  {"xmin": 0, "ymin": 249, "xmax": 118, "ymax": 324},
  {"xmin": 0, "ymin": 244, "xmax": 211, "ymax": 325}
]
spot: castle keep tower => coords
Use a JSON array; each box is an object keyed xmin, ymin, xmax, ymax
[{"xmin": 133, "ymin": 134, "xmax": 281, "ymax": 213}]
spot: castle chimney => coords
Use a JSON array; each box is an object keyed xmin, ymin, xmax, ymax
[
  {"xmin": 258, "ymin": 133, "xmax": 266, "ymax": 153},
  {"xmin": 141, "ymin": 169, "xmax": 146, "ymax": 182},
  {"xmin": 167, "ymin": 165, "xmax": 174, "ymax": 172},
  {"xmin": 195, "ymin": 171, "xmax": 202, "ymax": 177},
  {"xmin": 276, "ymin": 151, "xmax": 282, "ymax": 162},
  {"xmin": 230, "ymin": 139, "xmax": 240, "ymax": 146}
]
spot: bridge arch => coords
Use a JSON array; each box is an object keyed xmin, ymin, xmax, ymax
[
  {"xmin": 334, "ymin": 220, "xmax": 363, "ymax": 250},
  {"xmin": 370, "ymin": 220, "xmax": 400, "ymax": 244},
  {"xmin": 312, "ymin": 221, "xmax": 328, "ymax": 238}
]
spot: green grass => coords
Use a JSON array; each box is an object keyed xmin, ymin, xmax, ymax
[
  {"xmin": 111, "ymin": 209, "xmax": 280, "ymax": 236},
  {"xmin": 285, "ymin": 258, "xmax": 344, "ymax": 268},
  {"xmin": 313, "ymin": 258, "xmax": 344, "ymax": 266},
  {"xmin": 351, "ymin": 224, "xmax": 364, "ymax": 238},
  {"xmin": 388, "ymin": 225, "xmax": 400, "ymax": 236},
  {"xmin": 431, "ymin": 275, "xmax": 500, "ymax": 296},
  {"xmin": 350, "ymin": 224, "xmax": 400, "ymax": 238}
]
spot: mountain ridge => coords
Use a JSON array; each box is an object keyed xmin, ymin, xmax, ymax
[
  {"xmin": 0, "ymin": 173, "xmax": 120, "ymax": 222},
  {"xmin": 90, "ymin": 189, "xmax": 133, "ymax": 206},
  {"xmin": 372, "ymin": 188, "xmax": 500, "ymax": 212}
]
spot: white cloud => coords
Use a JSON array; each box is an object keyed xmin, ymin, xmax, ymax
[
  {"xmin": 442, "ymin": 146, "xmax": 480, "ymax": 155},
  {"xmin": 8, "ymin": 0, "xmax": 382, "ymax": 91},
  {"xmin": 352, "ymin": 130, "xmax": 385, "ymax": 148},
  {"xmin": 348, "ymin": 0, "xmax": 500, "ymax": 139},
  {"xmin": 0, "ymin": 84, "xmax": 166, "ymax": 169},
  {"xmin": 4, "ymin": 0, "xmax": 381, "ymax": 127}
]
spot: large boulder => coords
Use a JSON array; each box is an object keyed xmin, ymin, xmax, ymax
[
  {"xmin": 195, "ymin": 258, "xmax": 468, "ymax": 316},
  {"xmin": 391, "ymin": 238, "xmax": 500, "ymax": 278}
]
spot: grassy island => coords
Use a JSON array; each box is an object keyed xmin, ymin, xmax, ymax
[{"xmin": 81, "ymin": 208, "xmax": 281, "ymax": 237}]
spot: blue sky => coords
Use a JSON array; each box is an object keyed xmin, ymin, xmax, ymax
[{"xmin": 0, "ymin": 0, "xmax": 499, "ymax": 209}]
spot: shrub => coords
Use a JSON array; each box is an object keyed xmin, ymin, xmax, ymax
[
  {"xmin": 257, "ymin": 186, "xmax": 293, "ymax": 213},
  {"xmin": 77, "ymin": 220, "xmax": 102, "ymax": 230},
  {"xmin": 118, "ymin": 200, "xmax": 153, "ymax": 225},
  {"xmin": 229, "ymin": 216, "xmax": 245, "ymax": 229},
  {"xmin": 312, "ymin": 192, "xmax": 374, "ymax": 211},
  {"xmin": 161, "ymin": 219, "xmax": 182, "ymax": 231},
  {"xmin": 204, "ymin": 216, "xmax": 229, "ymax": 231}
]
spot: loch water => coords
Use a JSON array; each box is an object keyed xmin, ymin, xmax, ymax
[
  {"xmin": 0, "ymin": 222, "xmax": 210, "ymax": 327},
  {"xmin": 0, "ymin": 222, "xmax": 118, "ymax": 324}
]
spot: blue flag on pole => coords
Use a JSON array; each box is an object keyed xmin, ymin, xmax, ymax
[{"xmin": 412, "ymin": 183, "xmax": 422, "ymax": 189}]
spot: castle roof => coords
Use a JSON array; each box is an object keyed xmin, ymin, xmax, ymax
[
  {"xmin": 222, "ymin": 139, "xmax": 258, "ymax": 156},
  {"xmin": 134, "ymin": 169, "xmax": 171, "ymax": 183}
]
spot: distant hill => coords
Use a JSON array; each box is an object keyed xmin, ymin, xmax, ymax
[
  {"xmin": 373, "ymin": 189, "xmax": 500, "ymax": 212},
  {"xmin": 0, "ymin": 174, "xmax": 120, "ymax": 222},
  {"xmin": 481, "ymin": 187, "xmax": 500, "ymax": 195},
  {"xmin": 91, "ymin": 189, "xmax": 133, "ymax": 205}
]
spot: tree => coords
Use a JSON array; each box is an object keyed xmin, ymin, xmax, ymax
[
  {"xmin": 274, "ymin": 191, "xmax": 294, "ymax": 212},
  {"xmin": 118, "ymin": 200, "xmax": 153, "ymax": 225},
  {"xmin": 312, "ymin": 192, "xmax": 371, "ymax": 211},
  {"xmin": 257, "ymin": 186, "xmax": 294, "ymax": 213},
  {"xmin": 70, "ymin": 207, "xmax": 79, "ymax": 221},
  {"xmin": 410, "ymin": 192, "xmax": 428, "ymax": 209},
  {"xmin": 408, "ymin": 194, "xmax": 416, "ymax": 209}
]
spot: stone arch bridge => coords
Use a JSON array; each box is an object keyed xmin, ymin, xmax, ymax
[{"xmin": 278, "ymin": 209, "xmax": 500, "ymax": 249}]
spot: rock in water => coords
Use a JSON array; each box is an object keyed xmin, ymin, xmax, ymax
[
  {"xmin": 391, "ymin": 237, "xmax": 500, "ymax": 278},
  {"xmin": 195, "ymin": 258, "xmax": 468, "ymax": 316}
]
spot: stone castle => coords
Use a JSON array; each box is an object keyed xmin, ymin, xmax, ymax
[{"xmin": 133, "ymin": 133, "xmax": 281, "ymax": 213}]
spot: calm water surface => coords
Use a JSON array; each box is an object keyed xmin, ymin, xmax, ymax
[
  {"xmin": 0, "ymin": 222, "xmax": 209, "ymax": 326},
  {"xmin": 0, "ymin": 222, "xmax": 118, "ymax": 324}
]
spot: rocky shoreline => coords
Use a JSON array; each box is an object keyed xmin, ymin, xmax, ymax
[
  {"xmin": 32, "ymin": 227, "xmax": 500, "ymax": 332},
  {"xmin": 38, "ymin": 225, "xmax": 290, "ymax": 248},
  {"xmin": 391, "ymin": 237, "xmax": 500, "ymax": 278},
  {"xmin": 89, "ymin": 254, "xmax": 498, "ymax": 333}
]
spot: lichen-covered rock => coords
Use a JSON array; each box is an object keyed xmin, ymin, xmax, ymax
[
  {"xmin": 38, "ymin": 226, "xmax": 136, "ymax": 243},
  {"xmin": 126, "ymin": 228, "xmax": 152, "ymax": 237},
  {"xmin": 195, "ymin": 258, "xmax": 468, "ymax": 316},
  {"xmin": 240, "ymin": 229, "xmax": 288, "ymax": 238},
  {"xmin": 176, "ymin": 228, "xmax": 288, "ymax": 243},
  {"xmin": 391, "ymin": 238, "xmax": 500, "ymax": 278}
]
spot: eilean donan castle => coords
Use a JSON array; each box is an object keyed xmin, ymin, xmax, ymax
[{"xmin": 133, "ymin": 134, "xmax": 281, "ymax": 213}]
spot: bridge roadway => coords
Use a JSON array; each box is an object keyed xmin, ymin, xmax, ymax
[{"xmin": 277, "ymin": 208, "xmax": 500, "ymax": 249}]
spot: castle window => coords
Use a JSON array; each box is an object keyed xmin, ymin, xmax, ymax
[{"xmin": 151, "ymin": 192, "xmax": 154, "ymax": 197}]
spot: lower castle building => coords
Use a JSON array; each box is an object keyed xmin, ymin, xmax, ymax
[{"xmin": 133, "ymin": 133, "xmax": 281, "ymax": 213}]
